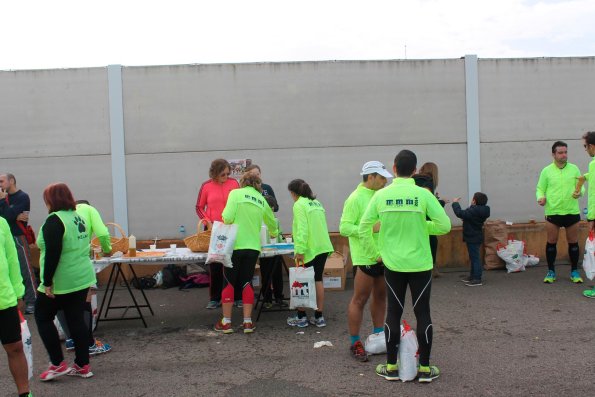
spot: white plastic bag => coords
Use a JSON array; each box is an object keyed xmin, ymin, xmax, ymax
[
  {"xmin": 497, "ymin": 240, "xmax": 526, "ymax": 273},
  {"xmin": 206, "ymin": 221, "xmax": 238, "ymax": 268},
  {"xmin": 364, "ymin": 331, "xmax": 386, "ymax": 355},
  {"xmin": 54, "ymin": 317, "xmax": 67, "ymax": 341},
  {"xmin": 19, "ymin": 313, "xmax": 33, "ymax": 379},
  {"xmin": 91, "ymin": 293, "xmax": 98, "ymax": 332},
  {"xmin": 398, "ymin": 321, "xmax": 419, "ymax": 382},
  {"xmin": 289, "ymin": 266, "xmax": 317, "ymax": 310},
  {"xmin": 583, "ymin": 232, "xmax": 595, "ymax": 280}
]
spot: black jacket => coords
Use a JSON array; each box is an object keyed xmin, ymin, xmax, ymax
[{"xmin": 452, "ymin": 203, "xmax": 490, "ymax": 244}]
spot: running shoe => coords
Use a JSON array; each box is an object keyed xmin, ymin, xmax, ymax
[
  {"xmin": 89, "ymin": 339, "xmax": 112, "ymax": 356},
  {"xmin": 465, "ymin": 279, "xmax": 483, "ymax": 287},
  {"xmin": 24, "ymin": 304, "xmax": 35, "ymax": 314},
  {"xmin": 460, "ymin": 276, "xmax": 472, "ymax": 283},
  {"xmin": 234, "ymin": 300, "xmax": 243, "ymax": 308},
  {"xmin": 286, "ymin": 315, "xmax": 309, "ymax": 328},
  {"xmin": 418, "ymin": 365, "xmax": 440, "ymax": 383},
  {"xmin": 67, "ymin": 363, "xmax": 94, "ymax": 378},
  {"xmin": 375, "ymin": 364, "xmax": 399, "ymax": 381},
  {"xmin": 543, "ymin": 270, "xmax": 556, "ymax": 283},
  {"xmin": 350, "ymin": 340, "xmax": 369, "ymax": 362},
  {"xmin": 243, "ymin": 322, "xmax": 256, "ymax": 334},
  {"xmin": 205, "ymin": 300, "xmax": 221, "ymax": 309},
  {"xmin": 65, "ymin": 338, "xmax": 75, "ymax": 351},
  {"xmin": 214, "ymin": 319, "xmax": 234, "ymax": 334},
  {"xmin": 570, "ymin": 270, "xmax": 583, "ymax": 283},
  {"xmin": 309, "ymin": 316, "xmax": 327, "ymax": 328},
  {"xmin": 39, "ymin": 361, "xmax": 70, "ymax": 381},
  {"xmin": 583, "ymin": 288, "xmax": 595, "ymax": 298},
  {"xmin": 263, "ymin": 301, "xmax": 273, "ymax": 309}
]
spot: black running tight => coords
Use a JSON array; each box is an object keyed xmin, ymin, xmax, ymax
[{"xmin": 384, "ymin": 269, "xmax": 433, "ymax": 366}]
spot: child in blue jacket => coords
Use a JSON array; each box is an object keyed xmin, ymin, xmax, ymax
[{"xmin": 452, "ymin": 192, "xmax": 490, "ymax": 286}]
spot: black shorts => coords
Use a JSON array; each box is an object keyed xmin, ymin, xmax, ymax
[
  {"xmin": 545, "ymin": 214, "xmax": 580, "ymax": 228},
  {"xmin": 305, "ymin": 253, "xmax": 328, "ymax": 282},
  {"xmin": 355, "ymin": 263, "xmax": 385, "ymax": 278},
  {"xmin": 0, "ymin": 305, "xmax": 21, "ymax": 345}
]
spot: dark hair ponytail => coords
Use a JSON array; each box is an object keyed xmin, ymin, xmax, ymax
[{"xmin": 288, "ymin": 179, "xmax": 316, "ymax": 200}]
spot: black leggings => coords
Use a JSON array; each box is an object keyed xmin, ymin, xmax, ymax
[
  {"xmin": 35, "ymin": 288, "xmax": 90, "ymax": 367},
  {"xmin": 56, "ymin": 302, "xmax": 94, "ymax": 346},
  {"xmin": 224, "ymin": 249, "xmax": 260, "ymax": 292},
  {"xmin": 384, "ymin": 269, "xmax": 433, "ymax": 366}
]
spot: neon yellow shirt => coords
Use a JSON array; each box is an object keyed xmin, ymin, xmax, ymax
[
  {"xmin": 292, "ymin": 197, "xmax": 334, "ymax": 264},
  {"xmin": 359, "ymin": 178, "xmax": 451, "ymax": 272},
  {"xmin": 339, "ymin": 183, "xmax": 378, "ymax": 265},
  {"xmin": 76, "ymin": 203, "xmax": 112, "ymax": 253},
  {"xmin": 536, "ymin": 161, "xmax": 583, "ymax": 216},
  {"xmin": 37, "ymin": 210, "xmax": 97, "ymax": 295},
  {"xmin": 0, "ymin": 217, "xmax": 24, "ymax": 310},
  {"xmin": 222, "ymin": 186, "xmax": 278, "ymax": 251}
]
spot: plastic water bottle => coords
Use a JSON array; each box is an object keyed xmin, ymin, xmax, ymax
[
  {"xmin": 398, "ymin": 320, "xmax": 419, "ymax": 382},
  {"xmin": 584, "ymin": 207, "xmax": 588, "ymax": 217},
  {"xmin": 179, "ymin": 225, "xmax": 186, "ymax": 240}
]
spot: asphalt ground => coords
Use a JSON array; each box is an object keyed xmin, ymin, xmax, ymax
[{"xmin": 1, "ymin": 264, "xmax": 594, "ymax": 397}]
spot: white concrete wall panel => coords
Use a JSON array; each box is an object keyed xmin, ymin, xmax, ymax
[
  {"xmin": 481, "ymin": 140, "xmax": 590, "ymax": 223},
  {"xmin": 121, "ymin": 60, "xmax": 467, "ymax": 155},
  {"xmin": 479, "ymin": 58, "xmax": 595, "ymax": 142},
  {"xmin": 0, "ymin": 68, "xmax": 111, "ymax": 158},
  {"xmin": 126, "ymin": 144, "xmax": 467, "ymax": 239},
  {"xmin": 0, "ymin": 156, "xmax": 114, "ymax": 234}
]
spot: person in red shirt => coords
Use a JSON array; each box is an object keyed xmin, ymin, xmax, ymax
[{"xmin": 196, "ymin": 159, "xmax": 239, "ymax": 309}]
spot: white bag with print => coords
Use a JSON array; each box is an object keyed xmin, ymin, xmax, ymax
[
  {"xmin": 289, "ymin": 266, "xmax": 317, "ymax": 310},
  {"xmin": 206, "ymin": 221, "xmax": 238, "ymax": 268}
]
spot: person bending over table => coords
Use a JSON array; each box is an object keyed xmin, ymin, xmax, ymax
[
  {"xmin": 35, "ymin": 183, "xmax": 97, "ymax": 381},
  {"xmin": 286, "ymin": 179, "xmax": 333, "ymax": 328},
  {"xmin": 214, "ymin": 174, "xmax": 278, "ymax": 334},
  {"xmin": 56, "ymin": 199, "xmax": 112, "ymax": 356},
  {"xmin": 196, "ymin": 159, "xmax": 240, "ymax": 310}
]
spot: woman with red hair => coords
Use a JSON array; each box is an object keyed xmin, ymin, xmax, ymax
[{"xmin": 35, "ymin": 183, "xmax": 96, "ymax": 381}]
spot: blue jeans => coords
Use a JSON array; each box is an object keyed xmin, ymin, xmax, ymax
[{"xmin": 466, "ymin": 242, "xmax": 482, "ymax": 280}]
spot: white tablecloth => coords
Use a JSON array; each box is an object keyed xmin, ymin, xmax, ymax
[{"xmin": 93, "ymin": 246, "xmax": 294, "ymax": 273}]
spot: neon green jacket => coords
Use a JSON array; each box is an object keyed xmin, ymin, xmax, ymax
[
  {"xmin": 359, "ymin": 178, "xmax": 451, "ymax": 272},
  {"xmin": 292, "ymin": 196, "xmax": 334, "ymax": 264},
  {"xmin": 586, "ymin": 158, "xmax": 595, "ymax": 220},
  {"xmin": 536, "ymin": 161, "xmax": 583, "ymax": 216},
  {"xmin": 37, "ymin": 210, "xmax": 96, "ymax": 295},
  {"xmin": 76, "ymin": 203, "xmax": 112, "ymax": 253},
  {"xmin": 339, "ymin": 183, "xmax": 378, "ymax": 265},
  {"xmin": 0, "ymin": 217, "xmax": 24, "ymax": 310},
  {"xmin": 222, "ymin": 186, "xmax": 278, "ymax": 251}
]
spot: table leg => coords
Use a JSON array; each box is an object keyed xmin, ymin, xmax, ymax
[{"xmin": 128, "ymin": 264, "xmax": 154, "ymax": 315}]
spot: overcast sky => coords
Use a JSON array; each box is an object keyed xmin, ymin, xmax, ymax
[{"xmin": 2, "ymin": 0, "xmax": 595, "ymax": 70}]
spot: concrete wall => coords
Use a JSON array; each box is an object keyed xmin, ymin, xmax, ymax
[{"xmin": 1, "ymin": 57, "xmax": 594, "ymax": 239}]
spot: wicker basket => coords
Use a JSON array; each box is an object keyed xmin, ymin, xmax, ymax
[
  {"xmin": 91, "ymin": 222, "xmax": 129, "ymax": 253},
  {"xmin": 184, "ymin": 219, "xmax": 212, "ymax": 252}
]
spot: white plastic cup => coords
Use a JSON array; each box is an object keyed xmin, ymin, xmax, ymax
[
  {"xmin": 285, "ymin": 237, "xmax": 292, "ymax": 244},
  {"xmin": 149, "ymin": 244, "xmax": 156, "ymax": 251},
  {"xmin": 170, "ymin": 244, "xmax": 177, "ymax": 254}
]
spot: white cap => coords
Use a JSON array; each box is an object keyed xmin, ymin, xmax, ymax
[{"xmin": 360, "ymin": 161, "xmax": 393, "ymax": 178}]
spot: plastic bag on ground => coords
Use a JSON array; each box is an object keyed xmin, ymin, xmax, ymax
[
  {"xmin": 398, "ymin": 320, "xmax": 419, "ymax": 382},
  {"xmin": 497, "ymin": 239, "xmax": 526, "ymax": 273},
  {"xmin": 364, "ymin": 331, "xmax": 386, "ymax": 355},
  {"xmin": 289, "ymin": 266, "xmax": 317, "ymax": 310}
]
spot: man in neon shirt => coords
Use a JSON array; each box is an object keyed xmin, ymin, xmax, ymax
[
  {"xmin": 340, "ymin": 161, "xmax": 392, "ymax": 362},
  {"xmin": 536, "ymin": 141, "xmax": 584, "ymax": 284},
  {"xmin": 359, "ymin": 150, "xmax": 451, "ymax": 382}
]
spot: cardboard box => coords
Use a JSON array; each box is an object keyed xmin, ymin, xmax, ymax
[{"xmin": 323, "ymin": 252, "xmax": 346, "ymax": 290}]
